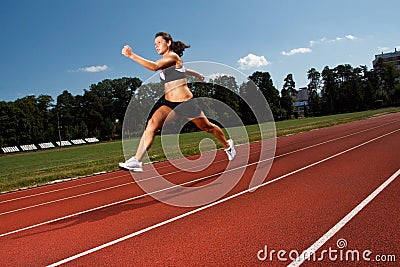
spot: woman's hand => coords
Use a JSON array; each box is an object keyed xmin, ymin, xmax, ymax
[
  {"xmin": 121, "ymin": 44, "xmax": 177, "ymax": 72},
  {"xmin": 122, "ymin": 45, "xmax": 134, "ymax": 58},
  {"xmin": 185, "ymin": 68, "xmax": 205, "ymax": 82}
]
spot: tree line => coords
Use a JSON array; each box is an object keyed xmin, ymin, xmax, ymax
[{"xmin": 1, "ymin": 63, "xmax": 399, "ymax": 147}]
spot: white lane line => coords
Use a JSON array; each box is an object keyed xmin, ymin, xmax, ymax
[
  {"xmin": 1, "ymin": 120, "xmax": 393, "ymax": 215},
  {"xmin": 0, "ymin": 181, "xmax": 134, "ymax": 216},
  {"xmin": 0, "ymin": 159, "xmax": 259, "ymax": 237},
  {"xmin": 0, "ymin": 143, "xmax": 255, "ymax": 205},
  {"xmin": 0, "ymin": 148, "xmax": 252, "ymax": 216},
  {"xmin": 1, "ymin": 126, "xmax": 398, "ymax": 236},
  {"xmin": 287, "ymin": 168, "xmax": 400, "ymax": 267},
  {"xmin": 1, "ymin": 117, "xmax": 396, "ymax": 204},
  {"xmin": 46, "ymin": 128, "xmax": 400, "ymax": 267},
  {"xmin": 0, "ymin": 173, "xmax": 130, "ymax": 204},
  {"xmin": 0, "ymin": 149, "xmax": 235, "ymax": 204}
]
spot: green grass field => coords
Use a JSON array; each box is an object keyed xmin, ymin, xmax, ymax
[{"xmin": 1, "ymin": 107, "xmax": 399, "ymax": 193}]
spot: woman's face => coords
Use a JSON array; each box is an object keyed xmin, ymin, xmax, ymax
[{"xmin": 154, "ymin": 36, "xmax": 171, "ymax": 55}]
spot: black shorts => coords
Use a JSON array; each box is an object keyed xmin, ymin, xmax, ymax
[{"xmin": 161, "ymin": 97, "xmax": 202, "ymax": 119}]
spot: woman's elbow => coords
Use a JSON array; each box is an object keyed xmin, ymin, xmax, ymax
[{"xmin": 150, "ymin": 64, "xmax": 161, "ymax": 72}]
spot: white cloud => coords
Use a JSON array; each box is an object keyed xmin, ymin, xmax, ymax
[
  {"xmin": 379, "ymin": 46, "xmax": 400, "ymax": 52},
  {"xmin": 281, "ymin": 47, "xmax": 312, "ymax": 56},
  {"xmin": 310, "ymin": 35, "xmax": 357, "ymax": 46},
  {"xmin": 378, "ymin": 46, "xmax": 389, "ymax": 52},
  {"xmin": 345, "ymin": 35, "xmax": 356, "ymax": 40},
  {"xmin": 238, "ymin": 53, "xmax": 270, "ymax": 70},
  {"xmin": 205, "ymin": 72, "xmax": 232, "ymax": 80},
  {"xmin": 78, "ymin": 65, "xmax": 109, "ymax": 72},
  {"xmin": 310, "ymin": 37, "xmax": 327, "ymax": 46}
]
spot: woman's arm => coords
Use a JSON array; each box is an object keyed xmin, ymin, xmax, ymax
[
  {"xmin": 121, "ymin": 45, "xmax": 177, "ymax": 71},
  {"xmin": 185, "ymin": 68, "xmax": 205, "ymax": 82}
]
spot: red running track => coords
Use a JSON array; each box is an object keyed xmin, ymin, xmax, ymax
[{"xmin": 0, "ymin": 113, "xmax": 399, "ymax": 266}]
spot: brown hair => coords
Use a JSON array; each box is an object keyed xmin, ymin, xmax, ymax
[{"xmin": 155, "ymin": 32, "xmax": 190, "ymax": 57}]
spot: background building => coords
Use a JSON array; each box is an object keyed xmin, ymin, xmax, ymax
[
  {"xmin": 372, "ymin": 48, "xmax": 400, "ymax": 70},
  {"xmin": 295, "ymin": 87, "xmax": 308, "ymax": 101},
  {"xmin": 294, "ymin": 87, "xmax": 308, "ymax": 118}
]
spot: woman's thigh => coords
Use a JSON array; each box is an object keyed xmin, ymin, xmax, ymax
[{"xmin": 147, "ymin": 105, "xmax": 178, "ymax": 131}]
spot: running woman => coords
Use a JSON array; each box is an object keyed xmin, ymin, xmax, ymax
[{"xmin": 119, "ymin": 32, "xmax": 236, "ymax": 172}]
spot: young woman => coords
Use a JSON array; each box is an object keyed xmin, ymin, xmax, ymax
[{"xmin": 119, "ymin": 32, "xmax": 236, "ymax": 172}]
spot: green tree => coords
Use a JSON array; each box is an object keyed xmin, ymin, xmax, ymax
[
  {"xmin": 321, "ymin": 66, "xmax": 336, "ymax": 114},
  {"xmin": 280, "ymin": 89, "xmax": 293, "ymax": 120},
  {"xmin": 55, "ymin": 90, "xmax": 77, "ymax": 140},
  {"xmin": 37, "ymin": 94, "xmax": 55, "ymax": 141},
  {"xmin": 281, "ymin": 74, "xmax": 296, "ymax": 119},
  {"xmin": 209, "ymin": 75, "xmax": 241, "ymax": 126},
  {"xmin": 359, "ymin": 66, "xmax": 378, "ymax": 109},
  {"xmin": 283, "ymin": 74, "xmax": 297, "ymax": 96},
  {"xmin": 334, "ymin": 64, "xmax": 354, "ymax": 112},
  {"xmin": 0, "ymin": 101, "xmax": 23, "ymax": 146},
  {"xmin": 248, "ymin": 71, "xmax": 280, "ymax": 120},
  {"xmin": 307, "ymin": 68, "xmax": 321, "ymax": 116},
  {"xmin": 238, "ymin": 81, "xmax": 257, "ymax": 125},
  {"xmin": 80, "ymin": 90, "xmax": 104, "ymax": 138},
  {"xmin": 349, "ymin": 66, "xmax": 364, "ymax": 111},
  {"xmin": 14, "ymin": 96, "xmax": 46, "ymax": 144},
  {"xmin": 112, "ymin": 77, "xmax": 142, "ymax": 128},
  {"xmin": 380, "ymin": 63, "xmax": 400, "ymax": 105}
]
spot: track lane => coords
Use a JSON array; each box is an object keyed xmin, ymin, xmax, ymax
[
  {"xmin": 299, "ymin": 170, "xmax": 400, "ymax": 267},
  {"xmin": 0, "ymin": 113, "xmax": 398, "ymax": 266},
  {"xmin": 65, "ymin": 121, "xmax": 400, "ymax": 266},
  {"xmin": 1, "ymin": 117, "xmax": 397, "ymax": 235},
  {"xmin": 1, "ymin": 113, "xmax": 397, "ymax": 214},
  {"xmin": 0, "ymin": 113, "xmax": 397, "ymax": 212},
  {"xmin": 1, "ymin": 112, "xmax": 397, "ymax": 204}
]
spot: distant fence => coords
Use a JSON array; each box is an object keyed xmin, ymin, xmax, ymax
[
  {"xmin": 38, "ymin": 142, "xmax": 56, "ymax": 149},
  {"xmin": 1, "ymin": 137, "xmax": 100, "ymax": 154},
  {"xmin": 55, "ymin": 141, "xmax": 72, "ymax": 146}
]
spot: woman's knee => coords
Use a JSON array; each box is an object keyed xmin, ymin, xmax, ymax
[
  {"xmin": 146, "ymin": 118, "xmax": 161, "ymax": 133},
  {"xmin": 199, "ymin": 123, "xmax": 215, "ymax": 133}
]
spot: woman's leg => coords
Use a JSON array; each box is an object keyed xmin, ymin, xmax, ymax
[
  {"xmin": 189, "ymin": 112, "xmax": 230, "ymax": 149},
  {"xmin": 135, "ymin": 106, "xmax": 177, "ymax": 161}
]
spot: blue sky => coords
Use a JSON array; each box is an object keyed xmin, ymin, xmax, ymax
[{"xmin": 1, "ymin": 0, "xmax": 399, "ymax": 101}]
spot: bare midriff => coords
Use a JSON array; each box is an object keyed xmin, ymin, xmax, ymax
[{"xmin": 164, "ymin": 78, "xmax": 193, "ymax": 102}]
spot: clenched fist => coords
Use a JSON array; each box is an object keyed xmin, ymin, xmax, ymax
[{"xmin": 122, "ymin": 45, "xmax": 133, "ymax": 58}]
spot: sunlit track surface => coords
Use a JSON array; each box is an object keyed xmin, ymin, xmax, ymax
[{"xmin": 0, "ymin": 113, "xmax": 399, "ymax": 266}]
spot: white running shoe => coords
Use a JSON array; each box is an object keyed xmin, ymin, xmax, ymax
[
  {"xmin": 224, "ymin": 139, "xmax": 236, "ymax": 161},
  {"xmin": 119, "ymin": 157, "xmax": 143, "ymax": 172}
]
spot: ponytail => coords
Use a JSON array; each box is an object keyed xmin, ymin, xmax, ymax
[
  {"xmin": 171, "ymin": 41, "xmax": 190, "ymax": 57},
  {"xmin": 155, "ymin": 32, "xmax": 190, "ymax": 57}
]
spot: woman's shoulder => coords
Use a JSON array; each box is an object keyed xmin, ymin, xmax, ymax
[
  {"xmin": 167, "ymin": 51, "xmax": 182, "ymax": 62},
  {"xmin": 160, "ymin": 52, "xmax": 182, "ymax": 70}
]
